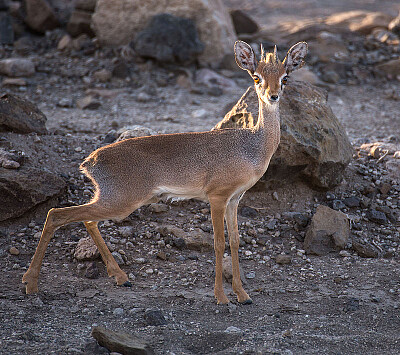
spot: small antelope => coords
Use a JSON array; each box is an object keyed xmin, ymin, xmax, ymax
[{"xmin": 22, "ymin": 40, "xmax": 307, "ymax": 304}]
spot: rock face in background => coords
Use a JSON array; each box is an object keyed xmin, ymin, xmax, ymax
[
  {"xmin": 91, "ymin": 0, "xmax": 237, "ymax": 67},
  {"xmin": 0, "ymin": 58, "xmax": 35, "ymax": 77},
  {"xmin": 0, "ymin": 94, "xmax": 47, "ymax": 134},
  {"xmin": 134, "ymin": 14, "xmax": 204, "ymax": 65},
  {"xmin": 0, "ymin": 167, "xmax": 65, "ymax": 221},
  {"xmin": 230, "ymin": 10, "xmax": 259, "ymax": 35},
  {"xmin": 214, "ymin": 81, "xmax": 353, "ymax": 189}
]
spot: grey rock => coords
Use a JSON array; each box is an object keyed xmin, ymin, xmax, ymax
[
  {"xmin": 343, "ymin": 196, "xmax": 361, "ymax": 208},
  {"xmin": 144, "ymin": 309, "xmax": 167, "ymax": 326},
  {"xmin": 113, "ymin": 308, "xmax": 124, "ymax": 316},
  {"xmin": 0, "ymin": 58, "xmax": 35, "ymax": 77},
  {"xmin": 91, "ymin": 326, "xmax": 154, "ymax": 355},
  {"xmin": 332, "ymin": 199, "xmax": 346, "ymax": 210},
  {"xmin": 75, "ymin": 0, "xmax": 97, "ymax": 12},
  {"xmin": 0, "ymin": 94, "xmax": 46, "ymax": 134},
  {"xmin": 352, "ymin": 240, "xmax": 380, "ymax": 258},
  {"xmin": 116, "ymin": 125, "xmax": 157, "ymax": 142},
  {"xmin": 230, "ymin": 10, "xmax": 259, "ymax": 34},
  {"xmin": 24, "ymin": 0, "xmax": 59, "ymax": 33},
  {"xmin": 214, "ymin": 81, "xmax": 353, "ymax": 189},
  {"xmin": 134, "ymin": 14, "xmax": 204, "ymax": 65},
  {"xmin": 275, "ymin": 254, "xmax": 292, "ymax": 264},
  {"xmin": 74, "ymin": 237, "xmax": 100, "ymax": 261},
  {"xmin": 367, "ymin": 209, "xmax": 387, "ymax": 224},
  {"xmin": 0, "ymin": 167, "xmax": 65, "ymax": 221},
  {"xmin": 224, "ymin": 326, "xmax": 242, "ymax": 334},
  {"xmin": 0, "ymin": 12, "xmax": 14, "ymax": 44},
  {"xmin": 85, "ymin": 262, "xmax": 100, "ymax": 279},
  {"xmin": 245, "ymin": 271, "xmax": 256, "ymax": 279},
  {"xmin": 240, "ymin": 206, "xmax": 257, "ymax": 218},
  {"xmin": 67, "ymin": 10, "xmax": 94, "ymax": 37},
  {"xmin": 76, "ymin": 95, "xmax": 101, "ymax": 110},
  {"xmin": 112, "ymin": 251, "xmax": 125, "ymax": 265},
  {"xmin": 304, "ymin": 205, "xmax": 350, "ymax": 255}
]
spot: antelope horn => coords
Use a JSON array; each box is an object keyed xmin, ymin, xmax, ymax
[
  {"xmin": 260, "ymin": 43, "xmax": 265, "ymax": 61},
  {"xmin": 273, "ymin": 45, "xmax": 278, "ymax": 63}
]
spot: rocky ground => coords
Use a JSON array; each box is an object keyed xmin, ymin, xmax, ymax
[{"xmin": 1, "ymin": 1, "xmax": 400, "ymax": 354}]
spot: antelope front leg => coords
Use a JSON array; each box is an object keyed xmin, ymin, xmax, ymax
[
  {"xmin": 22, "ymin": 208, "xmax": 60, "ymax": 294},
  {"xmin": 226, "ymin": 199, "xmax": 252, "ymax": 304},
  {"xmin": 84, "ymin": 221, "xmax": 130, "ymax": 286},
  {"xmin": 210, "ymin": 198, "xmax": 229, "ymax": 304}
]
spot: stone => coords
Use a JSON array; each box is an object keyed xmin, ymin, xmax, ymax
[
  {"xmin": 9, "ymin": 246, "xmax": 19, "ymax": 255},
  {"xmin": 93, "ymin": 69, "xmax": 112, "ymax": 82},
  {"xmin": 182, "ymin": 228, "xmax": 213, "ymax": 251},
  {"xmin": 74, "ymin": 237, "xmax": 100, "ymax": 261},
  {"xmin": 112, "ymin": 60, "xmax": 130, "ymax": 79},
  {"xmin": 0, "ymin": 167, "xmax": 65, "ymax": 221},
  {"xmin": 76, "ymin": 95, "xmax": 101, "ymax": 110},
  {"xmin": 388, "ymin": 13, "xmax": 400, "ymax": 36},
  {"xmin": 57, "ymin": 34, "xmax": 73, "ymax": 51},
  {"xmin": 331, "ymin": 200, "xmax": 346, "ymax": 210},
  {"xmin": 116, "ymin": 125, "xmax": 157, "ymax": 141},
  {"xmin": 367, "ymin": 209, "xmax": 387, "ymax": 225},
  {"xmin": 134, "ymin": 13, "xmax": 204, "ymax": 65},
  {"xmin": 230, "ymin": 10, "xmax": 258, "ymax": 34},
  {"xmin": 0, "ymin": 94, "xmax": 46, "ymax": 134},
  {"xmin": 325, "ymin": 11, "xmax": 393, "ymax": 35},
  {"xmin": 0, "ymin": 12, "xmax": 14, "ymax": 44},
  {"xmin": 113, "ymin": 308, "xmax": 124, "ymax": 316},
  {"xmin": 214, "ymin": 81, "xmax": 353, "ymax": 189},
  {"xmin": 112, "ymin": 251, "xmax": 125, "ymax": 265},
  {"xmin": 91, "ymin": 0, "xmax": 237, "ymax": 67},
  {"xmin": 343, "ymin": 196, "xmax": 360, "ymax": 208},
  {"xmin": 24, "ymin": 0, "xmax": 59, "ymax": 33},
  {"xmin": 290, "ymin": 67, "xmax": 322, "ymax": 86},
  {"xmin": 352, "ymin": 240, "xmax": 379, "ymax": 258},
  {"xmin": 2, "ymin": 78, "xmax": 27, "ymax": 86},
  {"xmin": 91, "ymin": 326, "xmax": 154, "ymax": 355},
  {"xmin": 75, "ymin": 0, "xmax": 97, "ymax": 12},
  {"xmin": 240, "ymin": 206, "xmax": 257, "ymax": 218},
  {"xmin": 304, "ymin": 205, "xmax": 350, "ymax": 255},
  {"xmin": 67, "ymin": 10, "xmax": 94, "ymax": 37},
  {"xmin": 0, "ymin": 58, "xmax": 35, "ymax": 77},
  {"xmin": 195, "ymin": 68, "xmax": 237, "ymax": 91},
  {"xmin": 376, "ymin": 59, "xmax": 400, "ymax": 78},
  {"xmin": 85, "ymin": 261, "xmax": 100, "ymax": 279},
  {"xmin": 144, "ymin": 309, "xmax": 167, "ymax": 326},
  {"xmin": 275, "ymin": 254, "xmax": 292, "ymax": 264},
  {"xmin": 222, "ymin": 255, "xmax": 245, "ymax": 282}
]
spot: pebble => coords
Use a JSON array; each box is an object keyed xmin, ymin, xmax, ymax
[
  {"xmin": 272, "ymin": 192, "xmax": 279, "ymax": 201},
  {"xmin": 367, "ymin": 209, "xmax": 387, "ymax": 224},
  {"xmin": 113, "ymin": 308, "xmax": 124, "ymax": 316},
  {"xmin": 275, "ymin": 254, "xmax": 292, "ymax": 264},
  {"xmin": 343, "ymin": 196, "xmax": 361, "ymax": 208},
  {"xmin": 111, "ymin": 251, "xmax": 125, "ymax": 265},
  {"xmin": 136, "ymin": 92, "xmax": 151, "ymax": 102},
  {"xmin": 9, "ymin": 246, "xmax": 20, "ymax": 255},
  {"xmin": 224, "ymin": 326, "xmax": 242, "ymax": 334},
  {"xmin": 339, "ymin": 250, "xmax": 352, "ymax": 257},
  {"xmin": 144, "ymin": 309, "xmax": 167, "ymax": 326},
  {"xmin": 245, "ymin": 271, "xmax": 256, "ymax": 279},
  {"xmin": 332, "ymin": 200, "xmax": 346, "ymax": 210}
]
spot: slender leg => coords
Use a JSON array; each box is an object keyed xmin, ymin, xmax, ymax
[
  {"xmin": 22, "ymin": 203, "xmax": 117, "ymax": 294},
  {"xmin": 209, "ymin": 198, "xmax": 229, "ymax": 305},
  {"xmin": 84, "ymin": 221, "xmax": 129, "ymax": 286},
  {"xmin": 226, "ymin": 197, "xmax": 252, "ymax": 304}
]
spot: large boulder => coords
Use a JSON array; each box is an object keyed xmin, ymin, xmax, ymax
[
  {"xmin": 24, "ymin": 0, "xmax": 59, "ymax": 33},
  {"xmin": 0, "ymin": 166, "xmax": 65, "ymax": 221},
  {"xmin": 134, "ymin": 13, "xmax": 204, "ymax": 65},
  {"xmin": 214, "ymin": 81, "xmax": 353, "ymax": 189},
  {"xmin": 0, "ymin": 94, "xmax": 47, "ymax": 134},
  {"xmin": 91, "ymin": 0, "xmax": 237, "ymax": 67}
]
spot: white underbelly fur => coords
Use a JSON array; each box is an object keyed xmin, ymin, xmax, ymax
[{"xmin": 153, "ymin": 186, "xmax": 208, "ymax": 203}]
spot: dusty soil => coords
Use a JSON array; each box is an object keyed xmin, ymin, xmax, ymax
[{"xmin": 1, "ymin": 1, "xmax": 400, "ymax": 354}]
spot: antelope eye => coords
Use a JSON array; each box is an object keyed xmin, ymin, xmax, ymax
[
  {"xmin": 253, "ymin": 76, "xmax": 260, "ymax": 84},
  {"xmin": 282, "ymin": 76, "xmax": 289, "ymax": 84}
]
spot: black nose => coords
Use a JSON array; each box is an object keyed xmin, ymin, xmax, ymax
[{"xmin": 270, "ymin": 95, "xmax": 279, "ymax": 101}]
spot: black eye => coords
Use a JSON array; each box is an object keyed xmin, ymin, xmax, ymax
[
  {"xmin": 282, "ymin": 76, "xmax": 289, "ymax": 84},
  {"xmin": 253, "ymin": 76, "xmax": 260, "ymax": 84}
]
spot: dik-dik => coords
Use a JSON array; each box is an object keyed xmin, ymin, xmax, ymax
[{"xmin": 23, "ymin": 40, "xmax": 307, "ymax": 304}]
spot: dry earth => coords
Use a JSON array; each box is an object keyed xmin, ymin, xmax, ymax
[{"xmin": 1, "ymin": 1, "xmax": 400, "ymax": 354}]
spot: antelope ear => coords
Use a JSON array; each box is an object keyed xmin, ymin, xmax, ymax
[
  {"xmin": 283, "ymin": 42, "xmax": 308, "ymax": 73},
  {"xmin": 234, "ymin": 41, "xmax": 257, "ymax": 74}
]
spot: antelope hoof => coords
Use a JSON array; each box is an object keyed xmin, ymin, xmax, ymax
[
  {"xmin": 239, "ymin": 298, "xmax": 253, "ymax": 305},
  {"xmin": 114, "ymin": 272, "xmax": 129, "ymax": 286},
  {"xmin": 122, "ymin": 281, "xmax": 132, "ymax": 287},
  {"xmin": 22, "ymin": 275, "xmax": 39, "ymax": 294}
]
